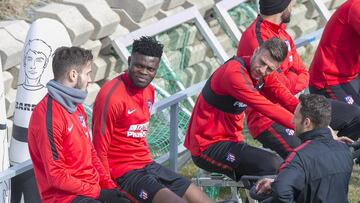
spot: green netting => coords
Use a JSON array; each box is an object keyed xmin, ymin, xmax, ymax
[
  {"xmin": 147, "ymin": 107, "xmax": 190, "ymax": 159},
  {"xmin": 228, "ymin": 1, "xmax": 258, "ymax": 31}
]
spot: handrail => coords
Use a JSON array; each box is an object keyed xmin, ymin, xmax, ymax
[{"xmin": 0, "ymin": 79, "xmax": 207, "ymax": 182}]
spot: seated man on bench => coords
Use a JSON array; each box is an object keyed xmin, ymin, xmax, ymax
[{"xmin": 185, "ymin": 38, "xmax": 293, "ymax": 181}]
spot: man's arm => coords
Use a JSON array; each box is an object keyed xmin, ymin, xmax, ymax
[
  {"xmin": 286, "ymin": 39, "xmax": 309, "ymax": 94},
  {"xmin": 83, "ymin": 110, "xmax": 116, "ymax": 189},
  {"xmin": 90, "ymin": 144, "xmax": 117, "ymax": 189},
  {"xmin": 223, "ymin": 63, "xmax": 295, "ymax": 129},
  {"xmin": 37, "ymin": 117, "xmax": 101, "ymax": 198},
  {"xmin": 349, "ymin": 1, "xmax": 360, "ymax": 35},
  {"xmin": 271, "ymin": 153, "xmax": 306, "ymax": 202},
  {"xmin": 261, "ymin": 71, "xmax": 299, "ymax": 113},
  {"xmin": 92, "ymin": 99, "xmax": 118, "ymax": 174}
]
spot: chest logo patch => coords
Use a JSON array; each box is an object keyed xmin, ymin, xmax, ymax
[
  {"xmin": 147, "ymin": 100, "xmax": 153, "ymax": 111},
  {"xmin": 79, "ymin": 115, "xmax": 86, "ymax": 128}
]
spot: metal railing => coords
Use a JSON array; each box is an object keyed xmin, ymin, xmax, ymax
[{"xmin": 0, "ymin": 26, "xmax": 323, "ymax": 182}]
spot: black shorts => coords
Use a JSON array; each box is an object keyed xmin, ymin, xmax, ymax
[
  {"xmin": 71, "ymin": 196, "xmax": 101, "ymax": 203},
  {"xmin": 257, "ymin": 123, "xmax": 302, "ymax": 159},
  {"xmin": 192, "ymin": 141, "xmax": 282, "ymax": 181},
  {"xmin": 309, "ymin": 74, "xmax": 360, "ymax": 106},
  {"xmin": 116, "ymin": 162, "xmax": 191, "ymax": 203}
]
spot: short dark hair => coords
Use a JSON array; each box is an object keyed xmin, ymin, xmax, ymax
[
  {"xmin": 299, "ymin": 94, "xmax": 331, "ymax": 128},
  {"xmin": 52, "ymin": 46, "xmax": 93, "ymax": 80},
  {"xmin": 260, "ymin": 37, "xmax": 288, "ymax": 63},
  {"xmin": 132, "ymin": 36, "xmax": 164, "ymax": 58}
]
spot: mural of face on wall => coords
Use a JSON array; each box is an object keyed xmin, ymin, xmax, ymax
[{"xmin": 20, "ymin": 39, "xmax": 52, "ymax": 91}]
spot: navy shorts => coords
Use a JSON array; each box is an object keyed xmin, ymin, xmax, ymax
[
  {"xmin": 116, "ymin": 162, "xmax": 191, "ymax": 203},
  {"xmin": 192, "ymin": 141, "xmax": 282, "ymax": 181}
]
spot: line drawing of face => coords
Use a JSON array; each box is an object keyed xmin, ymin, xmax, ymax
[
  {"xmin": 20, "ymin": 39, "xmax": 52, "ymax": 91},
  {"xmin": 24, "ymin": 50, "xmax": 47, "ymax": 80}
]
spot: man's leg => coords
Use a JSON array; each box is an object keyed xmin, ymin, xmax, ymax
[
  {"xmin": 11, "ymin": 169, "xmax": 41, "ymax": 203},
  {"xmin": 182, "ymin": 183, "xmax": 214, "ymax": 203},
  {"xmin": 144, "ymin": 162, "xmax": 213, "ymax": 203},
  {"xmin": 256, "ymin": 123, "xmax": 302, "ymax": 159},
  {"xmin": 117, "ymin": 163, "xmax": 192, "ymax": 203},
  {"xmin": 192, "ymin": 141, "xmax": 282, "ymax": 181},
  {"xmin": 329, "ymin": 99, "xmax": 360, "ymax": 140},
  {"xmin": 71, "ymin": 196, "xmax": 101, "ymax": 203}
]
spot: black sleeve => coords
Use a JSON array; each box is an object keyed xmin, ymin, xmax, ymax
[{"xmin": 271, "ymin": 153, "xmax": 306, "ymax": 203}]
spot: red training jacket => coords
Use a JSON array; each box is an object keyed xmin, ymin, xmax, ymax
[
  {"xmin": 309, "ymin": 0, "xmax": 360, "ymax": 89},
  {"xmin": 237, "ymin": 15, "xmax": 308, "ymax": 137},
  {"xmin": 28, "ymin": 95, "xmax": 116, "ymax": 203},
  {"xmin": 92, "ymin": 73, "xmax": 154, "ymax": 180},
  {"xmin": 184, "ymin": 57, "xmax": 298, "ymax": 156}
]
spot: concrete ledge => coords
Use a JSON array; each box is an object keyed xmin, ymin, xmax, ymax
[
  {"xmin": 34, "ymin": 3, "xmax": 94, "ymax": 46},
  {"xmin": 107, "ymin": 0, "xmax": 164, "ymax": 22},
  {"xmin": 61, "ymin": 0, "xmax": 120, "ymax": 39}
]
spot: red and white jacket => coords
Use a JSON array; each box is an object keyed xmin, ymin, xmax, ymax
[
  {"xmin": 184, "ymin": 56, "xmax": 297, "ymax": 156},
  {"xmin": 28, "ymin": 95, "xmax": 116, "ymax": 203},
  {"xmin": 92, "ymin": 73, "xmax": 154, "ymax": 180},
  {"xmin": 237, "ymin": 15, "xmax": 309, "ymax": 137}
]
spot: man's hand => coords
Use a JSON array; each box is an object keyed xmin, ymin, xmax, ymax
[
  {"xmin": 255, "ymin": 178, "xmax": 274, "ymax": 194},
  {"xmin": 328, "ymin": 126, "xmax": 354, "ymax": 144},
  {"xmin": 98, "ymin": 189, "xmax": 130, "ymax": 203},
  {"xmin": 336, "ymin": 136, "xmax": 354, "ymax": 144}
]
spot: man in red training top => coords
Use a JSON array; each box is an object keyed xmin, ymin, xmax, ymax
[
  {"xmin": 92, "ymin": 36, "xmax": 213, "ymax": 203},
  {"xmin": 237, "ymin": 0, "xmax": 357, "ymax": 159},
  {"xmin": 309, "ymin": 0, "xmax": 360, "ymax": 106},
  {"xmin": 28, "ymin": 47, "xmax": 130, "ymax": 203},
  {"xmin": 237, "ymin": 0, "xmax": 308, "ymax": 159},
  {"xmin": 185, "ymin": 38, "xmax": 297, "ymax": 181}
]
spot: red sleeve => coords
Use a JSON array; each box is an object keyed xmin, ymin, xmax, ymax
[
  {"xmin": 92, "ymin": 96, "xmax": 119, "ymax": 175},
  {"xmin": 262, "ymin": 71, "xmax": 299, "ymax": 113},
  {"xmin": 90, "ymin": 144, "xmax": 117, "ymax": 189},
  {"xmin": 349, "ymin": 1, "xmax": 360, "ymax": 35},
  {"xmin": 222, "ymin": 63, "xmax": 295, "ymax": 129},
  {"xmin": 83, "ymin": 110, "xmax": 116, "ymax": 189},
  {"xmin": 286, "ymin": 39, "xmax": 309, "ymax": 94},
  {"xmin": 37, "ymin": 110, "xmax": 100, "ymax": 198}
]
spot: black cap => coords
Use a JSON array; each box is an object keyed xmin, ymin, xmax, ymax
[{"xmin": 259, "ymin": 0, "xmax": 292, "ymax": 15}]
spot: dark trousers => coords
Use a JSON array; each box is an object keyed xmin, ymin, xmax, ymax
[
  {"xmin": 71, "ymin": 196, "xmax": 101, "ymax": 203},
  {"xmin": 11, "ymin": 169, "xmax": 40, "ymax": 203},
  {"xmin": 192, "ymin": 141, "xmax": 282, "ymax": 181}
]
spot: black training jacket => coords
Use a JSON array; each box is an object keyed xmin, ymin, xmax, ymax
[{"xmin": 271, "ymin": 128, "xmax": 353, "ymax": 203}]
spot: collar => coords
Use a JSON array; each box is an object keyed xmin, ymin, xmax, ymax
[
  {"xmin": 258, "ymin": 15, "xmax": 286, "ymax": 33},
  {"xmin": 46, "ymin": 80, "xmax": 87, "ymax": 113},
  {"xmin": 298, "ymin": 128, "xmax": 333, "ymax": 142},
  {"xmin": 121, "ymin": 72, "xmax": 144, "ymax": 94}
]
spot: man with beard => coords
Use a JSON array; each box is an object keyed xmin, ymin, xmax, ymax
[
  {"xmin": 28, "ymin": 47, "xmax": 130, "ymax": 203},
  {"xmin": 253, "ymin": 94, "xmax": 353, "ymax": 203},
  {"xmin": 237, "ymin": 0, "xmax": 356, "ymax": 159},
  {"xmin": 92, "ymin": 36, "xmax": 213, "ymax": 203},
  {"xmin": 185, "ymin": 38, "xmax": 293, "ymax": 182}
]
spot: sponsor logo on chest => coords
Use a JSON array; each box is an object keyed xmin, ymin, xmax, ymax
[{"xmin": 127, "ymin": 122, "xmax": 149, "ymax": 138}]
